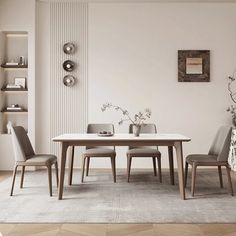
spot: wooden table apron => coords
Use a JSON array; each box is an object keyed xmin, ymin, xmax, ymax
[{"xmin": 54, "ymin": 137, "xmax": 188, "ymax": 200}]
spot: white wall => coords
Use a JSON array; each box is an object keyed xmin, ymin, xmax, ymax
[
  {"xmin": 35, "ymin": 1, "xmax": 50, "ymax": 154},
  {"xmin": 31, "ymin": 1, "xmax": 236, "ymax": 169},
  {"xmin": 0, "ymin": 0, "xmax": 36, "ymax": 170},
  {"xmin": 87, "ymin": 2, "xmax": 236, "ymax": 168}
]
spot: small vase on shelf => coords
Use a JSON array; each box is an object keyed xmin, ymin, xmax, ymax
[{"xmin": 7, "ymin": 121, "xmax": 12, "ymax": 134}]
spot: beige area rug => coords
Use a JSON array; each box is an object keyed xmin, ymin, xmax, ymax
[{"xmin": 0, "ymin": 169, "xmax": 235, "ymax": 223}]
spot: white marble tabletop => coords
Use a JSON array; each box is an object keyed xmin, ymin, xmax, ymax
[{"xmin": 53, "ymin": 133, "xmax": 191, "ymax": 142}]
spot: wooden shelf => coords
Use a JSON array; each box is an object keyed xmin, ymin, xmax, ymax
[
  {"xmin": 1, "ymin": 109, "xmax": 28, "ymax": 114},
  {"xmin": 1, "ymin": 64, "xmax": 28, "ymax": 69},
  {"xmin": 0, "ymin": 31, "xmax": 29, "ymax": 135},
  {"xmin": 1, "ymin": 88, "xmax": 28, "ymax": 93}
]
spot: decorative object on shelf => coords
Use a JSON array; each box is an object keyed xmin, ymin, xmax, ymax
[
  {"xmin": 101, "ymin": 103, "xmax": 151, "ymax": 137},
  {"xmin": 2, "ymin": 84, "xmax": 27, "ymax": 92},
  {"xmin": 19, "ymin": 56, "xmax": 25, "ymax": 65},
  {"xmin": 5, "ymin": 61, "xmax": 18, "ymax": 66},
  {"xmin": 63, "ymin": 42, "xmax": 76, "ymax": 54},
  {"xmin": 7, "ymin": 121, "xmax": 13, "ymax": 134},
  {"xmin": 178, "ymin": 50, "xmax": 210, "ymax": 82},
  {"xmin": 6, "ymin": 104, "xmax": 22, "ymax": 111},
  {"xmin": 63, "ymin": 75, "xmax": 76, "ymax": 87},
  {"xmin": 15, "ymin": 77, "xmax": 26, "ymax": 88},
  {"xmin": 6, "ymin": 84, "xmax": 21, "ymax": 89},
  {"xmin": 63, "ymin": 60, "xmax": 75, "ymax": 72}
]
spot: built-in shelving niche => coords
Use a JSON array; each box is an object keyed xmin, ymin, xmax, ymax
[{"xmin": 0, "ymin": 31, "xmax": 28, "ymax": 134}]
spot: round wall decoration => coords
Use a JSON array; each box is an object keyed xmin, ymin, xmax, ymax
[
  {"xmin": 63, "ymin": 42, "xmax": 76, "ymax": 54},
  {"xmin": 63, "ymin": 75, "xmax": 76, "ymax": 87},
  {"xmin": 63, "ymin": 60, "xmax": 75, "ymax": 72}
]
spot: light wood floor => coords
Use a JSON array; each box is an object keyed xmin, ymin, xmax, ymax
[
  {"xmin": 1, "ymin": 171, "xmax": 236, "ymax": 236},
  {"xmin": 1, "ymin": 224, "xmax": 236, "ymax": 236}
]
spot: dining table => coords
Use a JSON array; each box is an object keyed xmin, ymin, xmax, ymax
[{"xmin": 53, "ymin": 133, "xmax": 191, "ymax": 200}]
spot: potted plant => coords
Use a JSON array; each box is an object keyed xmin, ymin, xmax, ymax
[
  {"xmin": 227, "ymin": 70, "xmax": 236, "ymax": 127},
  {"xmin": 227, "ymin": 70, "xmax": 236, "ymax": 171},
  {"xmin": 101, "ymin": 103, "xmax": 151, "ymax": 137}
]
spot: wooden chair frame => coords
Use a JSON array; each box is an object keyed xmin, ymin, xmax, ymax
[
  {"xmin": 11, "ymin": 162, "xmax": 58, "ymax": 197},
  {"xmin": 185, "ymin": 161, "xmax": 233, "ymax": 197}
]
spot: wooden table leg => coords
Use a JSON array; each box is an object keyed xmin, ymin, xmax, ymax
[
  {"xmin": 58, "ymin": 142, "xmax": 69, "ymax": 200},
  {"xmin": 68, "ymin": 146, "xmax": 75, "ymax": 185},
  {"xmin": 168, "ymin": 146, "xmax": 175, "ymax": 185},
  {"xmin": 174, "ymin": 141, "xmax": 186, "ymax": 200}
]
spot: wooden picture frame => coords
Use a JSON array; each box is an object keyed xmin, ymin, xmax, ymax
[{"xmin": 178, "ymin": 50, "xmax": 210, "ymax": 82}]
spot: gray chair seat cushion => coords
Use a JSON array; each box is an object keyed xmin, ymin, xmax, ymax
[
  {"xmin": 186, "ymin": 154, "xmax": 218, "ymax": 164},
  {"xmin": 127, "ymin": 148, "xmax": 161, "ymax": 157},
  {"xmin": 83, "ymin": 148, "xmax": 116, "ymax": 157},
  {"xmin": 21, "ymin": 154, "xmax": 57, "ymax": 166}
]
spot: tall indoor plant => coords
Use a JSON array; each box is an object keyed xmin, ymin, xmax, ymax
[
  {"xmin": 227, "ymin": 70, "xmax": 236, "ymax": 127},
  {"xmin": 227, "ymin": 70, "xmax": 236, "ymax": 171}
]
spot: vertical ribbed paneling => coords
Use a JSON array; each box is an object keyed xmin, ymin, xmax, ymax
[{"xmin": 50, "ymin": 2, "xmax": 88, "ymax": 156}]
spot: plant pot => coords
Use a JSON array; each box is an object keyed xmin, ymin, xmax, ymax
[{"xmin": 133, "ymin": 125, "xmax": 141, "ymax": 137}]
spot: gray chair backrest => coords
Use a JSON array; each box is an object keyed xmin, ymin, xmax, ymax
[
  {"xmin": 129, "ymin": 123, "xmax": 157, "ymax": 149},
  {"xmin": 10, "ymin": 126, "xmax": 35, "ymax": 162},
  {"xmin": 208, "ymin": 126, "xmax": 232, "ymax": 162},
  {"xmin": 87, "ymin": 123, "xmax": 115, "ymax": 150}
]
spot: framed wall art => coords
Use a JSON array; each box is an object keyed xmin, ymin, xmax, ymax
[
  {"xmin": 15, "ymin": 77, "xmax": 26, "ymax": 88},
  {"xmin": 178, "ymin": 50, "xmax": 210, "ymax": 82}
]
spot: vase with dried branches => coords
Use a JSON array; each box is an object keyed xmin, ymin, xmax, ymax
[
  {"xmin": 101, "ymin": 103, "xmax": 152, "ymax": 136},
  {"xmin": 227, "ymin": 70, "xmax": 236, "ymax": 127}
]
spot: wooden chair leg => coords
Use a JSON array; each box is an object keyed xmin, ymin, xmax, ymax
[
  {"xmin": 111, "ymin": 156, "xmax": 116, "ymax": 183},
  {"xmin": 184, "ymin": 162, "xmax": 188, "ymax": 188},
  {"xmin": 68, "ymin": 146, "xmax": 75, "ymax": 185},
  {"xmin": 218, "ymin": 166, "xmax": 223, "ymax": 188},
  {"xmin": 191, "ymin": 162, "xmax": 197, "ymax": 197},
  {"xmin": 157, "ymin": 157, "xmax": 162, "ymax": 183},
  {"xmin": 152, "ymin": 157, "xmax": 157, "ymax": 176},
  {"xmin": 47, "ymin": 165, "xmax": 52, "ymax": 197},
  {"xmin": 20, "ymin": 166, "xmax": 25, "ymax": 189},
  {"xmin": 10, "ymin": 165, "xmax": 18, "ymax": 196},
  {"xmin": 86, "ymin": 157, "xmax": 90, "ymax": 176},
  {"xmin": 226, "ymin": 165, "xmax": 234, "ymax": 196},
  {"xmin": 127, "ymin": 156, "xmax": 132, "ymax": 182},
  {"xmin": 55, "ymin": 162, "xmax": 59, "ymax": 188},
  {"xmin": 81, "ymin": 156, "xmax": 86, "ymax": 183},
  {"xmin": 168, "ymin": 146, "xmax": 175, "ymax": 185}
]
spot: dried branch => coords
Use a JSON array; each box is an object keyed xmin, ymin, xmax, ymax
[
  {"xmin": 227, "ymin": 70, "xmax": 236, "ymax": 126},
  {"xmin": 101, "ymin": 103, "xmax": 152, "ymax": 126}
]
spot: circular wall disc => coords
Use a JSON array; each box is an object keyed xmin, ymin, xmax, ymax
[
  {"xmin": 63, "ymin": 75, "xmax": 76, "ymax": 87},
  {"xmin": 63, "ymin": 42, "xmax": 76, "ymax": 54},
  {"xmin": 63, "ymin": 60, "xmax": 75, "ymax": 72}
]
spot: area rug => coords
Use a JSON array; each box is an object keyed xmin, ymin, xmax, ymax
[{"xmin": 0, "ymin": 169, "xmax": 235, "ymax": 223}]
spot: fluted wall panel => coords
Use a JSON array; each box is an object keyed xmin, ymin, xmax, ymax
[{"xmin": 50, "ymin": 2, "xmax": 88, "ymax": 156}]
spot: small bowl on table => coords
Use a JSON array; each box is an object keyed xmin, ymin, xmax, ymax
[{"xmin": 97, "ymin": 131, "xmax": 114, "ymax": 137}]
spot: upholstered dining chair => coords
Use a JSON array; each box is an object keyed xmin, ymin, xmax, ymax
[
  {"xmin": 185, "ymin": 125, "xmax": 233, "ymax": 196},
  {"xmin": 80, "ymin": 123, "xmax": 116, "ymax": 183},
  {"xmin": 10, "ymin": 126, "xmax": 58, "ymax": 196},
  {"xmin": 127, "ymin": 124, "xmax": 162, "ymax": 182}
]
